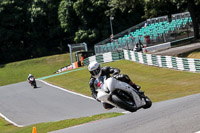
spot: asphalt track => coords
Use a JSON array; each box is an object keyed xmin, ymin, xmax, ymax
[
  {"xmin": 2, "ymin": 79, "xmax": 200, "ymax": 133},
  {"xmin": 1, "ymin": 43, "xmax": 200, "ymax": 132},
  {"xmin": 0, "ymin": 80, "xmax": 123, "ymax": 127},
  {"xmin": 50, "ymin": 93, "xmax": 200, "ymax": 133},
  {"xmin": 153, "ymin": 42, "xmax": 200, "ymax": 56}
]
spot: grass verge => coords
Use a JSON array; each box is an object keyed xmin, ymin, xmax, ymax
[
  {"xmin": 178, "ymin": 48, "xmax": 200, "ymax": 59},
  {"xmin": 0, "ymin": 53, "xmax": 71, "ymax": 86},
  {"xmin": 0, "ymin": 112, "xmax": 123, "ymax": 133},
  {"xmin": 1, "ymin": 52, "xmax": 200, "ymax": 132},
  {"xmin": 45, "ymin": 60, "xmax": 200, "ymax": 103}
]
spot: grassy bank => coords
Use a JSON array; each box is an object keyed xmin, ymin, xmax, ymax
[
  {"xmin": 178, "ymin": 48, "xmax": 200, "ymax": 59},
  {"xmin": 0, "ymin": 53, "xmax": 71, "ymax": 86},
  {"xmin": 1, "ymin": 53, "xmax": 200, "ymax": 132},
  {"xmin": 45, "ymin": 60, "xmax": 200, "ymax": 103},
  {"xmin": 0, "ymin": 113, "xmax": 123, "ymax": 133}
]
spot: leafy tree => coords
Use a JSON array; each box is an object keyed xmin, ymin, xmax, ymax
[
  {"xmin": 29, "ymin": 0, "xmax": 64, "ymax": 56},
  {"xmin": 72, "ymin": 0, "xmax": 110, "ymax": 44},
  {"xmin": 58, "ymin": 0, "xmax": 78, "ymax": 33},
  {"xmin": 58, "ymin": 0, "xmax": 110, "ymax": 46},
  {"xmin": 108, "ymin": 0, "xmax": 199, "ymax": 39},
  {"xmin": 58, "ymin": 0, "xmax": 144, "ymax": 47},
  {"xmin": 0, "ymin": 0, "xmax": 64, "ymax": 63},
  {"xmin": 143, "ymin": 0, "xmax": 183, "ymax": 18},
  {"xmin": 187, "ymin": 0, "xmax": 199, "ymax": 39},
  {"xmin": 0, "ymin": 0, "xmax": 32, "ymax": 63}
]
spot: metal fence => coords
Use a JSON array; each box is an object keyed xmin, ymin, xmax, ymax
[
  {"xmin": 94, "ymin": 12, "xmax": 194, "ymax": 55},
  {"xmin": 94, "ymin": 21, "xmax": 146, "ymax": 54}
]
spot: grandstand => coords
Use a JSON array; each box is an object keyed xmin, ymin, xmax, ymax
[{"xmin": 94, "ymin": 12, "xmax": 194, "ymax": 55}]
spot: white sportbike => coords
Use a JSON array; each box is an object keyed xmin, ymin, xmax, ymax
[{"xmin": 95, "ymin": 76, "xmax": 152, "ymax": 112}]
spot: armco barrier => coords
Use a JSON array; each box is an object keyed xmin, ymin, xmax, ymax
[
  {"xmin": 124, "ymin": 50, "xmax": 200, "ymax": 72},
  {"xmin": 83, "ymin": 49, "xmax": 200, "ymax": 73},
  {"xmin": 83, "ymin": 51, "xmax": 124, "ymax": 66}
]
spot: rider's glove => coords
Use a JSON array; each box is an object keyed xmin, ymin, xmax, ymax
[
  {"xmin": 113, "ymin": 74, "xmax": 122, "ymax": 79},
  {"xmin": 112, "ymin": 71, "xmax": 119, "ymax": 76}
]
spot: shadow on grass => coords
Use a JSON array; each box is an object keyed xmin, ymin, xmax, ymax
[
  {"xmin": 178, "ymin": 48, "xmax": 200, "ymax": 58},
  {"xmin": 0, "ymin": 64, "xmax": 5, "ymax": 68}
]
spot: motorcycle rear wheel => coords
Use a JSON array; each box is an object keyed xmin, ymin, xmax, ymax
[
  {"xmin": 32, "ymin": 82, "xmax": 37, "ymax": 88},
  {"xmin": 112, "ymin": 94, "xmax": 137, "ymax": 112}
]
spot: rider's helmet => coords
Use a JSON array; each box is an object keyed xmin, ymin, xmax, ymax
[
  {"xmin": 88, "ymin": 62, "xmax": 102, "ymax": 78},
  {"xmin": 29, "ymin": 74, "xmax": 32, "ymax": 77}
]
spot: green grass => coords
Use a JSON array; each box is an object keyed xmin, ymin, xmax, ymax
[
  {"xmin": 0, "ymin": 113, "xmax": 123, "ymax": 133},
  {"xmin": 45, "ymin": 60, "xmax": 200, "ymax": 103},
  {"xmin": 0, "ymin": 53, "xmax": 71, "ymax": 86},
  {"xmin": 0, "ymin": 117, "xmax": 18, "ymax": 133},
  {"xmin": 1, "ymin": 52, "xmax": 200, "ymax": 133}
]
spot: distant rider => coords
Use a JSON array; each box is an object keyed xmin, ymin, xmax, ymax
[
  {"xmin": 88, "ymin": 61, "xmax": 143, "ymax": 110},
  {"xmin": 27, "ymin": 74, "xmax": 34, "ymax": 83}
]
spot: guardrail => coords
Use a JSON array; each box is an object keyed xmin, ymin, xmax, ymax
[
  {"xmin": 124, "ymin": 50, "xmax": 200, "ymax": 72},
  {"xmin": 83, "ymin": 51, "xmax": 124, "ymax": 66},
  {"xmin": 83, "ymin": 49, "xmax": 200, "ymax": 73}
]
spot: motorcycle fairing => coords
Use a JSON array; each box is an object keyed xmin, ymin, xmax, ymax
[{"xmin": 97, "ymin": 77, "xmax": 145, "ymax": 108}]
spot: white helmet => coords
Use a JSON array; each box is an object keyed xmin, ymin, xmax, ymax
[
  {"xmin": 88, "ymin": 62, "xmax": 102, "ymax": 78},
  {"xmin": 29, "ymin": 74, "xmax": 32, "ymax": 77}
]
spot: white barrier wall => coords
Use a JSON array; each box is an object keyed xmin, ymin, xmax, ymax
[
  {"xmin": 144, "ymin": 42, "xmax": 171, "ymax": 52},
  {"xmin": 83, "ymin": 50, "xmax": 200, "ymax": 73},
  {"xmin": 124, "ymin": 50, "xmax": 200, "ymax": 73}
]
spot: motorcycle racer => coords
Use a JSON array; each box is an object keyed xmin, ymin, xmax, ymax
[
  {"xmin": 88, "ymin": 61, "xmax": 144, "ymax": 110},
  {"xmin": 27, "ymin": 74, "xmax": 34, "ymax": 82},
  {"xmin": 27, "ymin": 74, "xmax": 37, "ymax": 88}
]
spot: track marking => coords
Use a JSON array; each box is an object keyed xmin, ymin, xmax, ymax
[
  {"xmin": 37, "ymin": 79, "xmax": 94, "ymax": 100},
  {"xmin": 38, "ymin": 80, "xmax": 129, "ymax": 114},
  {"xmin": 0, "ymin": 113, "xmax": 24, "ymax": 127},
  {"xmin": 38, "ymin": 67, "xmax": 87, "ymax": 80},
  {"xmin": 122, "ymin": 111, "xmax": 131, "ymax": 114},
  {"xmin": 195, "ymin": 131, "xmax": 200, "ymax": 133}
]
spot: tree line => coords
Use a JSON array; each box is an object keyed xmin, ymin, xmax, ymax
[{"xmin": 0, "ymin": 0, "xmax": 199, "ymax": 64}]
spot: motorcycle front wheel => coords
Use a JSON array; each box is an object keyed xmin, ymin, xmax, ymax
[
  {"xmin": 111, "ymin": 94, "xmax": 137, "ymax": 112},
  {"xmin": 142, "ymin": 96, "xmax": 152, "ymax": 109}
]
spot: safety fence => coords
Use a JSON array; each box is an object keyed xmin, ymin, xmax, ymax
[
  {"xmin": 124, "ymin": 50, "xmax": 200, "ymax": 72},
  {"xmin": 83, "ymin": 51, "xmax": 124, "ymax": 66},
  {"xmin": 83, "ymin": 50, "xmax": 200, "ymax": 73}
]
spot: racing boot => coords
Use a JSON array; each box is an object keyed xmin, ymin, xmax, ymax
[
  {"xmin": 131, "ymin": 84, "xmax": 144, "ymax": 96},
  {"xmin": 131, "ymin": 83, "xmax": 141, "ymax": 91}
]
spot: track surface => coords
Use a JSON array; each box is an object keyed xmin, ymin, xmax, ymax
[
  {"xmin": 51, "ymin": 93, "xmax": 200, "ymax": 133},
  {"xmin": 153, "ymin": 42, "xmax": 200, "ymax": 56},
  {"xmin": 1, "ymin": 43, "xmax": 200, "ymax": 131},
  {"xmin": 0, "ymin": 80, "xmax": 123, "ymax": 126}
]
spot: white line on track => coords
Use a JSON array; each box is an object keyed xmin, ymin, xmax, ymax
[
  {"xmin": 0, "ymin": 79, "xmax": 94, "ymax": 128},
  {"xmin": 0, "ymin": 113, "xmax": 24, "ymax": 127},
  {"xmin": 195, "ymin": 131, "xmax": 200, "ymax": 133},
  {"xmin": 38, "ymin": 79, "xmax": 128, "ymax": 114},
  {"xmin": 0, "ymin": 80, "xmax": 128, "ymax": 128},
  {"xmin": 37, "ymin": 79, "xmax": 94, "ymax": 100}
]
